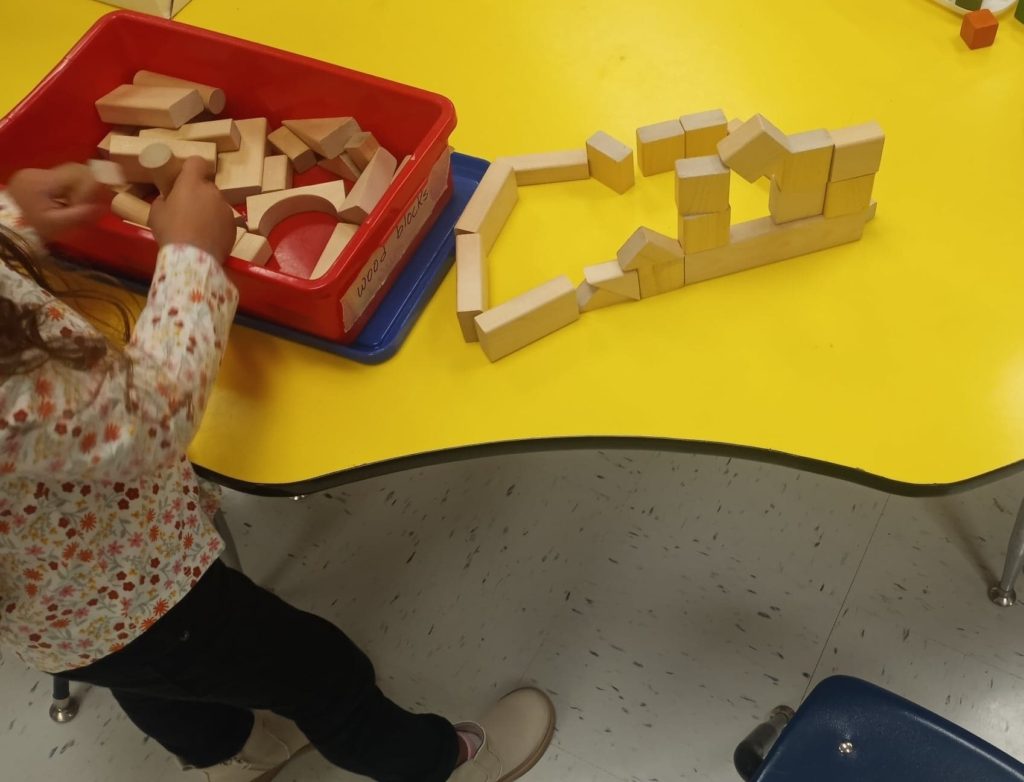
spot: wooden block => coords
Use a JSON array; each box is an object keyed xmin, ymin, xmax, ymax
[
  {"xmin": 137, "ymin": 127, "xmax": 182, "ymax": 141},
  {"xmin": 716, "ymin": 114, "xmax": 789, "ymax": 183},
  {"xmin": 232, "ymin": 230, "xmax": 272, "ymax": 266},
  {"xmin": 180, "ymin": 119, "xmax": 240, "ymax": 152},
  {"xmin": 823, "ymin": 174, "xmax": 875, "ymax": 218},
  {"xmin": 496, "ymin": 151, "xmax": 590, "ymax": 186},
  {"xmin": 684, "ymin": 205, "xmax": 875, "ymax": 285},
  {"xmin": 583, "ymin": 260, "xmax": 641, "ymax": 300},
  {"xmin": 456, "ymin": 233, "xmax": 488, "ymax": 343},
  {"xmin": 267, "ymin": 126, "xmax": 317, "ymax": 174},
  {"xmin": 344, "ymin": 132, "xmax": 381, "ymax": 170},
  {"xmin": 726, "ymin": 118, "xmax": 744, "ymax": 134},
  {"xmin": 261, "ymin": 155, "xmax": 293, "ymax": 193},
  {"xmin": 636, "ymin": 120, "xmax": 686, "ymax": 176},
  {"xmin": 635, "ymin": 259, "xmax": 686, "ymax": 299},
  {"xmin": 95, "ymin": 84, "xmax": 204, "ymax": 129},
  {"xmin": 616, "ymin": 226, "xmax": 684, "ymax": 271},
  {"xmin": 961, "ymin": 8, "xmax": 999, "ymax": 47},
  {"xmin": 675, "ymin": 155, "xmax": 731, "ymax": 215},
  {"xmin": 679, "ymin": 209, "xmax": 732, "ymax": 254},
  {"xmin": 138, "ymin": 143, "xmax": 179, "ymax": 197},
  {"xmin": 110, "ymin": 191, "xmax": 151, "ymax": 226},
  {"xmin": 283, "ymin": 118, "xmax": 361, "ymax": 159},
  {"xmin": 777, "ymin": 129, "xmax": 833, "ymax": 193},
  {"xmin": 319, "ymin": 153, "xmax": 362, "ymax": 181},
  {"xmin": 133, "ymin": 70, "xmax": 226, "ymax": 114},
  {"xmin": 97, "ymin": 131, "xmax": 131, "ymax": 158},
  {"xmin": 454, "ymin": 160, "xmax": 518, "ymax": 254},
  {"xmin": 680, "ymin": 109, "xmax": 728, "ymax": 158},
  {"xmin": 828, "ymin": 122, "xmax": 884, "ymax": 182},
  {"xmin": 87, "ymin": 159, "xmax": 126, "ymax": 188},
  {"xmin": 245, "ymin": 180, "xmax": 348, "ymax": 235},
  {"xmin": 310, "ymin": 223, "xmax": 358, "ymax": 280},
  {"xmin": 586, "ymin": 131, "xmax": 635, "ymax": 194},
  {"xmin": 109, "ymin": 135, "xmax": 216, "ymax": 182},
  {"xmin": 473, "ymin": 276, "xmax": 579, "ymax": 362},
  {"xmin": 216, "ymin": 118, "xmax": 268, "ymax": 205},
  {"xmin": 577, "ymin": 281, "xmax": 632, "ymax": 312},
  {"xmin": 769, "ymin": 179, "xmax": 826, "ymax": 224},
  {"xmin": 231, "ymin": 207, "xmax": 246, "ymax": 227},
  {"xmin": 339, "ymin": 148, "xmax": 398, "ymax": 225}
]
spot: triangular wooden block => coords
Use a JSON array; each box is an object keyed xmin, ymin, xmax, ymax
[
  {"xmin": 583, "ymin": 260, "xmax": 641, "ymax": 300},
  {"xmin": 616, "ymin": 226, "xmax": 684, "ymax": 271},
  {"xmin": 577, "ymin": 281, "xmax": 632, "ymax": 313},
  {"xmin": 283, "ymin": 117, "xmax": 361, "ymax": 159}
]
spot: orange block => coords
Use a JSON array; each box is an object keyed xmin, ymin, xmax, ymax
[{"xmin": 961, "ymin": 10, "xmax": 999, "ymax": 49}]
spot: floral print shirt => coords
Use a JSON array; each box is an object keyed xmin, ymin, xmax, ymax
[{"xmin": 0, "ymin": 191, "xmax": 237, "ymax": 673}]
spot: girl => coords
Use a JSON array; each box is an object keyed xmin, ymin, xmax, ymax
[{"xmin": 0, "ymin": 158, "xmax": 554, "ymax": 782}]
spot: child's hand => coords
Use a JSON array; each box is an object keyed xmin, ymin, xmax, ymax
[
  {"xmin": 7, "ymin": 163, "xmax": 109, "ymax": 241},
  {"xmin": 149, "ymin": 157, "xmax": 236, "ymax": 263}
]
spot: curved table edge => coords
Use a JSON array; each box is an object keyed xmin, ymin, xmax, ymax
[{"xmin": 193, "ymin": 436, "xmax": 1024, "ymax": 499}]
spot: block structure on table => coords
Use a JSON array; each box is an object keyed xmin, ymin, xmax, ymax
[
  {"xmin": 474, "ymin": 276, "xmax": 580, "ymax": 362},
  {"xmin": 680, "ymin": 109, "xmax": 728, "ymax": 158},
  {"xmin": 716, "ymin": 114, "xmax": 788, "ymax": 183},
  {"xmin": 454, "ymin": 160, "xmax": 518, "ymax": 254},
  {"xmin": 617, "ymin": 227, "xmax": 686, "ymax": 299},
  {"xmin": 497, "ymin": 151, "xmax": 590, "ymax": 186},
  {"xmin": 636, "ymin": 119, "xmax": 686, "ymax": 176},
  {"xmin": 769, "ymin": 128, "xmax": 833, "ymax": 224}
]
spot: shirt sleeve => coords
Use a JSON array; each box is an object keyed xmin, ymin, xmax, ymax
[{"xmin": 0, "ymin": 194, "xmax": 239, "ymax": 481}]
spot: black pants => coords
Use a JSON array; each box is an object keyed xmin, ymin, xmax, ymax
[{"xmin": 58, "ymin": 561, "xmax": 458, "ymax": 782}]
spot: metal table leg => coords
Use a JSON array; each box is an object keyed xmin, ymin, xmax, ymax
[
  {"xmin": 49, "ymin": 676, "xmax": 78, "ymax": 723},
  {"xmin": 990, "ymin": 494, "xmax": 1024, "ymax": 607}
]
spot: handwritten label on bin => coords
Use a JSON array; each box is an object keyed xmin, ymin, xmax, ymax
[{"xmin": 341, "ymin": 150, "xmax": 452, "ymax": 331}]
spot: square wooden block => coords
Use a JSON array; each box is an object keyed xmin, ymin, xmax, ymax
[
  {"xmin": 680, "ymin": 109, "xmax": 728, "ymax": 158},
  {"xmin": 823, "ymin": 173, "xmax": 875, "ymax": 218},
  {"xmin": 636, "ymin": 119, "xmax": 686, "ymax": 176},
  {"xmin": 716, "ymin": 114, "xmax": 789, "ymax": 183},
  {"xmin": 679, "ymin": 209, "xmax": 731, "ymax": 254},
  {"xmin": 586, "ymin": 131, "xmax": 635, "ymax": 194},
  {"xmin": 829, "ymin": 122, "xmax": 885, "ymax": 182},
  {"xmin": 675, "ymin": 155, "xmax": 731, "ymax": 215},
  {"xmin": 961, "ymin": 9, "xmax": 999, "ymax": 49}
]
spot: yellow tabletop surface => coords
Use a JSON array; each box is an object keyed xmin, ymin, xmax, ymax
[{"xmin": 2, "ymin": 0, "xmax": 1023, "ymax": 491}]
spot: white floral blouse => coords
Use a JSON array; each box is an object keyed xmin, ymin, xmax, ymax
[{"xmin": 0, "ymin": 191, "xmax": 237, "ymax": 673}]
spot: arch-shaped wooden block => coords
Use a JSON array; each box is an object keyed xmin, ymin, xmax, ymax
[{"xmin": 245, "ymin": 181, "xmax": 348, "ymax": 236}]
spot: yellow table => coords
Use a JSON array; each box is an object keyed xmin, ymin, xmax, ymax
[{"xmin": 3, "ymin": 1, "xmax": 1024, "ymax": 500}]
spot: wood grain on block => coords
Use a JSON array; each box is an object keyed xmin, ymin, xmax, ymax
[
  {"xmin": 583, "ymin": 260, "xmax": 641, "ymax": 300},
  {"xmin": 138, "ymin": 143, "xmax": 178, "ymax": 197},
  {"xmin": 216, "ymin": 118, "xmax": 267, "ymax": 204},
  {"xmin": 685, "ymin": 205, "xmax": 876, "ymax": 285},
  {"xmin": 246, "ymin": 180, "xmax": 348, "ymax": 235},
  {"xmin": 777, "ymin": 129, "xmax": 833, "ymax": 193},
  {"xmin": 180, "ymin": 119, "xmax": 240, "ymax": 152},
  {"xmin": 339, "ymin": 147, "xmax": 398, "ymax": 225},
  {"xmin": 88, "ymin": 159, "xmax": 126, "ymax": 188},
  {"xmin": 823, "ymin": 173, "xmax": 875, "ymax": 218},
  {"xmin": 310, "ymin": 223, "xmax": 358, "ymax": 280},
  {"xmin": 96, "ymin": 84, "xmax": 204, "ymax": 129},
  {"xmin": 679, "ymin": 209, "xmax": 731, "ymax": 254},
  {"xmin": 577, "ymin": 281, "xmax": 632, "ymax": 313},
  {"xmin": 267, "ymin": 126, "xmax": 317, "ymax": 174},
  {"xmin": 828, "ymin": 122, "xmax": 885, "ymax": 182},
  {"xmin": 283, "ymin": 117, "xmax": 361, "ymax": 159},
  {"xmin": 473, "ymin": 276, "xmax": 579, "ymax": 362},
  {"xmin": 261, "ymin": 155, "xmax": 293, "ymax": 193},
  {"xmin": 497, "ymin": 150, "xmax": 590, "ymax": 186},
  {"xmin": 319, "ymin": 153, "xmax": 362, "ymax": 181},
  {"xmin": 111, "ymin": 191, "xmax": 151, "ymax": 226},
  {"xmin": 344, "ymin": 132, "xmax": 381, "ymax": 170},
  {"xmin": 109, "ymin": 135, "xmax": 216, "ymax": 182},
  {"xmin": 679, "ymin": 109, "xmax": 728, "ymax": 158},
  {"xmin": 456, "ymin": 233, "xmax": 488, "ymax": 343},
  {"xmin": 675, "ymin": 155, "xmax": 731, "ymax": 215},
  {"xmin": 716, "ymin": 114, "xmax": 789, "ymax": 183},
  {"xmin": 586, "ymin": 131, "xmax": 635, "ymax": 194},
  {"xmin": 133, "ymin": 70, "xmax": 226, "ymax": 114},
  {"xmin": 232, "ymin": 230, "xmax": 272, "ymax": 266},
  {"xmin": 636, "ymin": 119, "xmax": 686, "ymax": 176},
  {"xmin": 454, "ymin": 160, "xmax": 518, "ymax": 253},
  {"xmin": 769, "ymin": 178, "xmax": 826, "ymax": 224},
  {"xmin": 616, "ymin": 226, "xmax": 684, "ymax": 271},
  {"xmin": 635, "ymin": 259, "xmax": 685, "ymax": 299}
]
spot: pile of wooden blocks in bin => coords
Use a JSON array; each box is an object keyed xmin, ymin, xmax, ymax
[{"xmin": 455, "ymin": 110, "xmax": 884, "ymax": 362}]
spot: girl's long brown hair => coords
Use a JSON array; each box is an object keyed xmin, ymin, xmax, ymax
[{"xmin": 0, "ymin": 224, "xmax": 135, "ymax": 376}]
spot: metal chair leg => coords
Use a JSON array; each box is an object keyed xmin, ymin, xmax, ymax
[
  {"xmin": 49, "ymin": 676, "xmax": 78, "ymax": 723},
  {"xmin": 734, "ymin": 705, "xmax": 795, "ymax": 780},
  {"xmin": 989, "ymin": 493, "xmax": 1024, "ymax": 607}
]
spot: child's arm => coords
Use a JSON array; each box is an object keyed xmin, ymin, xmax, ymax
[{"xmin": 2, "ymin": 158, "xmax": 239, "ymax": 481}]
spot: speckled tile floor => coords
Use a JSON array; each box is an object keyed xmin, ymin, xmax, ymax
[{"xmin": 4, "ymin": 450, "xmax": 1024, "ymax": 781}]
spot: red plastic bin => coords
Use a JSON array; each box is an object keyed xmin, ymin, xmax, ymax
[{"xmin": 0, "ymin": 12, "xmax": 457, "ymax": 344}]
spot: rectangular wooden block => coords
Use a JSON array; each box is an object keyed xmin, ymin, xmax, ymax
[
  {"xmin": 96, "ymin": 84, "xmax": 203, "ymax": 129},
  {"xmin": 181, "ymin": 119, "xmax": 240, "ymax": 152},
  {"xmin": 769, "ymin": 178, "xmax": 826, "ymax": 224},
  {"xmin": 137, "ymin": 127, "xmax": 182, "ymax": 141},
  {"xmin": 232, "ymin": 229, "xmax": 272, "ymax": 266},
  {"xmin": 636, "ymin": 120, "xmax": 686, "ymax": 176},
  {"xmin": 454, "ymin": 160, "xmax": 518, "ymax": 254},
  {"xmin": 261, "ymin": 155, "xmax": 293, "ymax": 193},
  {"xmin": 636, "ymin": 259, "xmax": 686, "ymax": 299},
  {"xmin": 283, "ymin": 117, "xmax": 361, "ymax": 159},
  {"xmin": 680, "ymin": 109, "xmax": 728, "ymax": 158},
  {"xmin": 577, "ymin": 281, "xmax": 632, "ymax": 313},
  {"xmin": 675, "ymin": 155, "xmax": 731, "ymax": 215},
  {"xmin": 497, "ymin": 151, "xmax": 590, "ymax": 186},
  {"xmin": 685, "ymin": 205, "xmax": 875, "ymax": 285},
  {"xmin": 586, "ymin": 131, "xmax": 635, "ymax": 194},
  {"xmin": 716, "ymin": 114, "xmax": 789, "ymax": 183},
  {"xmin": 88, "ymin": 159, "xmax": 126, "ymax": 188},
  {"xmin": 339, "ymin": 147, "xmax": 398, "ymax": 224},
  {"xmin": 583, "ymin": 260, "xmax": 641, "ymax": 300},
  {"xmin": 616, "ymin": 226, "xmax": 684, "ymax": 271},
  {"xmin": 216, "ymin": 117, "xmax": 267, "ymax": 205},
  {"xmin": 456, "ymin": 233, "xmax": 488, "ymax": 343},
  {"xmin": 267, "ymin": 126, "xmax": 317, "ymax": 174},
  {"xmin": 823, "ymin": 173, "xmax": 875, "ymax": 218},
  {"xmin": 829, "ymin": 122, "xmax": 885, "ymax": 182},
  {"xmin": 679, "ymin": 208, "xmax": 732, "ymax": 254},
  {"xmin": 474, "ymin": 276, "xmax": 580, "ymax": 362},
  {"xmin": 344, "ymin": 131, "xmax": 381, "ymax": 170},
  {"xmin": 310, "ymin": 223, "xmax": 358, "ymax": 280},
  {"xmin": 108, "ymin": 135, "xmax": 216, "ymax": 182},
  {"xmin": 777, "ymin": 129, "xmax": 833, "ymax": 193}
]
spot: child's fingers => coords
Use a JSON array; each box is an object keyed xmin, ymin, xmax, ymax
[{"xmin": 49, "ymin": 163, "xmax": 107, "ymax": 207}]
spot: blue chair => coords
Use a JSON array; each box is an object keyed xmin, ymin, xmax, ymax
[{"xmin": 735, "ymin": 676, "xmax": 1024, "ymax": 781}]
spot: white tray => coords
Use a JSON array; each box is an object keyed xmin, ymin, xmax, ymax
[{"xmin": 931, "ymin": 0, "xmax": 1017, "ymax": 14}]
